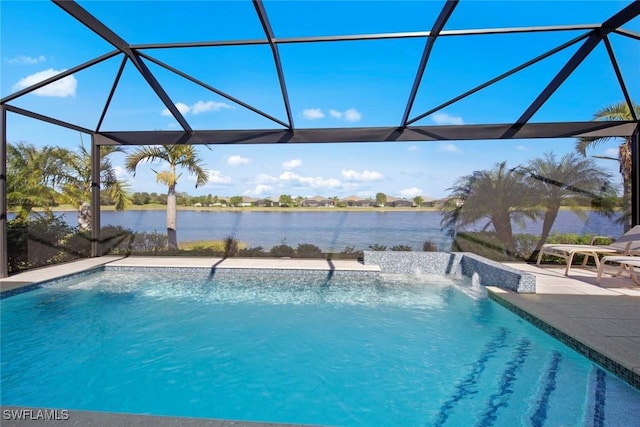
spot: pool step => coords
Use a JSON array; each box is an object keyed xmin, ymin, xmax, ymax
[
  {"xmin": 431, "ymin": 328, "xmax": 512, "ymax": 426},
  {"xmin": 584, "ymin": 366, "xmax": 640, "ymax": 427},
  {"xmin": 432, "ymin": 334, "xmax": 603, "ymax": 427}
]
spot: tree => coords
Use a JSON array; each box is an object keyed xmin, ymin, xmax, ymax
[
  {"xmin": 59, "ymin": 143, "xmax": 131, "ymax": 230},
  {"xmin": 413, "ymin": 196, "xmax": 424, "ymax": 207},
  {"xmin": 522, "ymin": 152, "xmax": 616, "ymax": 259},
  {"xmin": 376, "ymin": 192, "xmax": 387, "ymax": 207},
  {"xmin": 126, "ymin": 145, "xmax": 208, "ymax": 250},
  {"xmin": 576, "ymin": 100, "xmax": 639, "ymax": 231},
  {"xmin": 6, "ymin": 142, "xmax": 70, "ymax": 219},
  {"xmin": 440, "ymin": 162, "xmax": 540, "ymax": 255},
  {"xmin": 279, "ymin": 194, "xmax": 293, "ymax": 207},
  {"xmin": 229, "ymin": 196, "xmax": 243, "ymax": 207}
]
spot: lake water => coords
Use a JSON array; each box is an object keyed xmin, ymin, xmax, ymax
[{"xmin": 48, "ymin": 210, "xmax": 623, "ymax": 252}]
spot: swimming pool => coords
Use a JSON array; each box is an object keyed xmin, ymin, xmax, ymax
[{"xmin": 2, "ymin": 268, "xmax": 639, "ymax": 426}]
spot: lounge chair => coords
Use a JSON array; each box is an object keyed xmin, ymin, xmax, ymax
[
  {"xmin": 596, "ymin": 254, "xmax": 640, "ymax": 285},
  {"xmin": 535, "ymin": 225, "xmax": 640, "ymax": 276}
]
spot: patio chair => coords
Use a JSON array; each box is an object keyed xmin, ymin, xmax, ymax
[
  {"xmin": 596, "ymin": 252, "xmax": 640, "ymax": 285},
  {"xmin": 535, "ymin": 225, "xmax": 640, "ymax": 276}
]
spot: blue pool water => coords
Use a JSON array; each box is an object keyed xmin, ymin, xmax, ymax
[{"xmin": 1, "ymin": 269, "xmax": 639, "ymax": 426}]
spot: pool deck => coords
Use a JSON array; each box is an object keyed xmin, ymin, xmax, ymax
[{"xmin": 1, "ymin": 256, "xmax": 639, "ymax": 425}]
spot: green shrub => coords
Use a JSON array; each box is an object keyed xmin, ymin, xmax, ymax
[
  {"xmin": 368, "ymin": 244, "xmax": 387, "ymax": 251},
  {"xmin": 296, "ymin": 243, "xmax": 323, "ymax": 258},
  {"xmin": 270, "ymin": 243, "xmax": 295, "ymax": 257},
  {"xmin": 391, "ymin": 244, "xmax": 413, "ymax": 251},
  {"xmin": 239, "ymin": 246, "xmax": 266, "ymax": 257},
  {"xmin": 327, "ymin": 246, "xmax": 363, "ymax": 260},
  {"xmin": 422, "ymin": 241, "xmax": 439, "ymax": 252},
  {"xmin": 7, "ymin": 214, "xmax": 76, "ymax": 274}
]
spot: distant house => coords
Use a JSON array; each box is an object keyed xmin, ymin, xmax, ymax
[
  {"xmin": 343, "ymin": 195, "xmax": 370, "ymax": 207},
  {"xmin": 212, "ymin": 198, "xmax": 228, "ymax": 207},
  {"xmin": 355, "ymin": 198, "xmax": 373, "ymax": 207},
  {"xmin": 302, "ymin": 196, "xmax": 333, "ymax": 207},
  {"xmin": 386, "ymin": 196, "xmax": 413, "ymax": 207},
  {"xmin": 241, "ymin": 196, "xmax": 259, "ymax": 207},
  {"xmin": 254, "ymin": 198, "xmax": 275, "ymax": 207},
  {"xmin": 433, "ymin": 197, "xmax": 462, "ymax": 208},
  {"xmin": 395, "ymin": 199, "xmax": 413, "ymax": 207}
]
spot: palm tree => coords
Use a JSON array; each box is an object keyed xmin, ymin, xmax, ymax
[
  {"xmin": 60, "ymin": 142, "xmax": 132, "ymax": 230},
  {"xmin": 576, "ymin": 100, "xmax": 639, "ymax": 231},
  {"xmin": 6, "ymin": 142, "xmax": 70, "ymax": 219},
  {"xmin": 440, "ymin": 161, "xmax": 540, "ymax": 255},
  {"xmin": 522, "ymin": 152, "xmax": 616, "ymax": 259},
  {"xmin": 125, "ymin": 145, "xmax": 209, "ymax": 250}
]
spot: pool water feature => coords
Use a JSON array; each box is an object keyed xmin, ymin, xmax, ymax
[{"xmin": 2, "ymin": 268, "xmax": 639, "ymax": 426}]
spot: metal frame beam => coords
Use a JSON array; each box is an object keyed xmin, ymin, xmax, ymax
[
  {"xmin": 53, "ymin": 0, "xmax": 192, "ymax": 132},
  {"xmin": 401, "ymin": 0, "xmax": 458, "ymax": 128},
  {"xmin": 91, "ymin": 136, "xmax": 101, "ymax": 256},
  {"xmin": 603, "ymin": 36, "xmax": 638, "ymax": 122},
  {"xmin": 0, "ymin": 50, "xmax": 120, "ymax": 104},
  {"xmin": 408, "ymin": 33, "xmax": 589, "ymax": 126},
  {"xmin": 132, "ymin": 24, "xmax": 601, "ymax": 50},
  {"xmin": 501, "ymin": 32, "xmax": 602, "ymax": 139},
  {"xmin": 501, "ymin": 2, "xmax": 639, "ymax": 139},
  {"xmin": 4, "ymin": 105, "xmax": 94, "ymax": 134},
  {"xmin": 96, "ymin": 55, "xmax": 129, "ymax": 132},
  {"xmin": 632, "ymin": 127, "xmax": 640, "ymax": 227},
  {"xmin": 93, "ymin": 121, "xmax": 637, "ymax": 146},
  {"xmin": 138, "ymin": 52, "xmax": 289, "ymax": 129},
  {"xmin": 0, "ymin": 106, "xmax": 7, "ymax": 278},
  {"xmin": 253, "ymin": 0, "xmax": 294, "ymax": 130}
]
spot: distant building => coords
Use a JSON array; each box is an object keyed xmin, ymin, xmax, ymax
[
  {"xmin": 241, "ymin": 196, "xmax": 259, "ymax": 207},
  {"xmin": 302, "ymin": 196, "xmax": 333, "ymax": 207},
  {"xmin": 386, "ymin": 196, "xmax": 413, "ymax": 207},
  {"xmin": 343, "ymin": 195, "xmax": 372, "ymax": 207}
]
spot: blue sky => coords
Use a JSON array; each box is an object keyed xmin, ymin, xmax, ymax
[{"xmin": 1, "ymin": 1, "xmax": 639, "ymax": 200}]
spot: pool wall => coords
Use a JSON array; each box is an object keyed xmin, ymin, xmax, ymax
[{"xmin": 363, "ymin": 251, "xmax": 536, "ymax": 293}]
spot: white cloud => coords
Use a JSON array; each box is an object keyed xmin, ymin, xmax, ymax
[
  {"xmin": 329, "ymin": 108, "xmax": 363, "ymax": 122},
  {"xmin": 7, "ymin": 55, "xmax": 46, "ymax": 65},
  {"xmin": 279, "ymin": 171, "xmax": 342, "ymax": 189},
  {"xmin": 399, "ymin": 187, "xmax": 423, "ymax": 198},
  {"xmin": 282, "ymin": 159, "xmax": 302, "ymax": 170},
  {"xmin": 254, "ymin": 174, "xmax": 278, "ymax": 184},
  {"xmin": 344, "ymin": 108, "xmax": 362, "ymax": 122},
  {"xmin": 605, "ymin": 148, "xmax": 618, "ymax": 157},
  {"xmin": 431, "ymin": 112, "xmax": 464, "ymax": 125},
  {"xmin": 245, "ymin": 184, "xmax": 273, "ymax": 196},
  {"xmin": 438, "ymin": 143, "xmax": 462, "ymax": 153},
  {"xmin": 206, "ymin": 170, "xmax": 233, "ymax": 185},
  {"xmin": 341, "ymin": 169, "xmax": 383, "ymax": 181},
  {"xmin": 302, "ymin": 108, "xmax": 325, "ymax": 120},
  {"xmin": 303, "ymin": 107, "xmax": 362, "ymax": 122},
  {"xmin": 227, "ymin": 155, "xmax": 251, "ymax": 166},
  {"xmin": 192, "ymin": 100, "xmax": 232, "ymax": 114},
  {"xmin": 161, "ymin": 100, "xmax": 232, "ymax": 116},
  {"xmin": 408, "ymin": 145, "xmax": 420, "ymax": 152},
  {"xmin": 516, "ymin": 145, "xmax": 527, "ymax": 151},
  {"xmin": 13, "ymin": 68, "xmax": 77, "ymax": 97}
]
